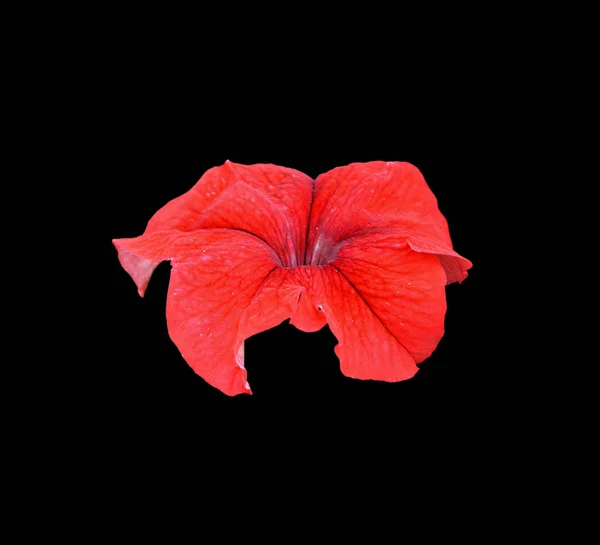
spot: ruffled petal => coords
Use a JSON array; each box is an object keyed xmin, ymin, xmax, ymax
[
  {"xmin": 307, "ymin": 161, "xmax": 472, "ymax": 283},
  {"xmin": 236, "ymin": 266, "xmax": 328, "ymax": 342},
  {"xmin": 331, "ymin": 231, "xmax": 447, "ymax": 365},
  {"xmin": 114, "ymin": 161, "xmax": 314, "ymax": 295},
  {"xmin": 115, "ymin": 228, "xmax": 283, "ymax": 396},
  {"xmin": 304, "ymin": 267, "xmax": 419, "ymax": 382}
]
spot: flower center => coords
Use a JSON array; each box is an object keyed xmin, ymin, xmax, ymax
[{"xmin": 306, "ymin": 234, "xmax": 339, "ymax": 266}]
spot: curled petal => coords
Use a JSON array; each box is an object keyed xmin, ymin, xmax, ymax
[
  {"xmin": 114, "ymin": 161, "xmax": 314, "ymax": 295},
  {"xmin": 237, "ymin": 267, "xmax": 328, "ymax": 342},
  {"xmin": 116, "ymin": 229, "xmax": 282, "ymax": 396},
  {"xmin": 331, "ymin": 230, "xmax": 447, "ymax": 364},
  {"xmin": 307, "ymin": 161, "xmax": 472, "ymax": 283},
  {"xmin": 306, "ymin": 268, "xmax": 420, "ymax": 382}
]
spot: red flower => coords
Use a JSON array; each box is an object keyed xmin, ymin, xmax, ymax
[{"xmin": 113, "ymin": 161, "xmax": 472, "ymax": 396}]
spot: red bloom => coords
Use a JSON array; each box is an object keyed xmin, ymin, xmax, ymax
[{"xmin": 113, "ymin": 161, "xmax": 472, "ymax": 396}]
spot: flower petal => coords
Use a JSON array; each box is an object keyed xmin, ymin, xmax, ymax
[
  {"xmin": 331, "ymin": 231, "xmax": 447, "ymax": 365},
  {"xmin": 232, "ymin": 263, "xmax": 415, "ymax": 382},
  {"xmin": 236, "ymin": 267, "xmax": 327, "ymax": 342},
  {"xmin": 115, "ymin": 228, "xmax": 284, "ymax": 396},
  {"xmin": 307, "ymin": 161, "xmax": 472, "ymax": 283},
  {"xmin": 114, "ymin": 161, "xmax": 313, "ymax": 295},
  {"xmin": 304, "ymin": 267, "xmax": 419, "ymax": 382}
]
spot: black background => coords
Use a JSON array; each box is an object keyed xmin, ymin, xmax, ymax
[
  {"xmin": 20, "ymin": 14, "xmax": 540, "ymax": 529},
  {"xmin": 74, "ymin": 40, "xmax": 507, "ymax": 457},
  {"xmin": 68, "ymin": 71, "xmax": 517, "ymax": 514}
]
